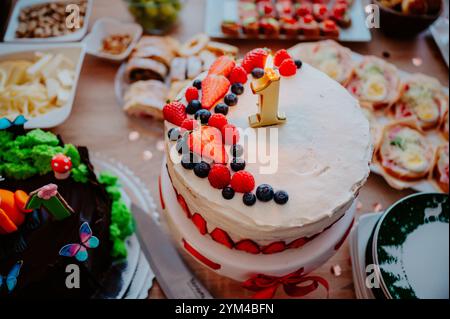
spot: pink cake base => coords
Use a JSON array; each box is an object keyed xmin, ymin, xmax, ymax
[{"xmin": 160, "ymin": 159, "xmax": 355, "ymax": 284}]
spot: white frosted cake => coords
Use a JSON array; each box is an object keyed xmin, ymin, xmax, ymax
[{"xmin": 163, "ymin": 48, "xmax": 372, "ymax": 255}]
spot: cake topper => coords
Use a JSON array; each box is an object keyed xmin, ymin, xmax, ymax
[
  {"xmin": 0, "ymin": 260, "xmax": 23, "ymax": 294},
  {"xmin": 0, "ymin": 189, "xmax": 33, "ymax": 234},
  {"xmin": 59, "ymin": 222, "xmax": 100, "ymax": 262},
  {"xmin": 25, "ymin": 184, "xmax": 74, "ymax": 221},
  {"xmin": 0, "ymin": 115, "xmax": 27, "ymax": 130},
  {"xmin": 249, "ymin": 55, "xmax": 286, "ymax": 128},
  {"xmin": 51, "ymin": 154, "xmax": 73, "ymax": 180}
]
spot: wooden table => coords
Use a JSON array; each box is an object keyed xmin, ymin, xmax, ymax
[{"xmin": 52, "ymin": 0, "xmax": 448, "ymax": 299}]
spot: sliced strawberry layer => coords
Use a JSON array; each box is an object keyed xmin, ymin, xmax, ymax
[
  {"xmin": 177, "ymin": 194, "xmax": 191, "ymax": 218},
  {"xmin": 159, "ymin": 175, "xmax": 165, "ymax": 210},
  {"xmin": 192, "ymin": 213, "xmax": 208, "ymax": 235},
  {"xmin": 287, "ymin": 237, "xmax": 308, "ymax": 249},
  {"xmin": 262, "ymin": 241, "xmax": 287, "ymax": 254},
  {"xmin": 210, "ymin": 228, "xmax": 234, "ymax": 249},
  {"xmin": 235, "ymin": 239, "xmax": 260, "ymax": 254},
  {"xmin": 188, "ymin": 127, "xmax": 228, "ymax": 164},
  {"xmin": 201, "ymin": 75, "xmax": 231, "ymax": 110},
  {"xmin": 183, "ymin": 239, "xmax": 221, "ymax": 270},
  {"xmin": 208, "ymin": 56, "xmax": 236, "ymax": 77}
]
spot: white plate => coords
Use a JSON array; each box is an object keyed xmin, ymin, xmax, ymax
[
  {"xmin": 4, "ymin": 0, "xmax": 93, "ymax": 43},
  {"xmin": 205, "ymin": 0, "xmax": 372, "ymax": 42},
  {"xmin": 349, "ymin": 212, "xmax": 382, "ymax": 299},
  {"xmin": 84, "ymin": 17, "xmax": 142, "ymax": 62},
  {"xmin": 0, "ymin": 42, "xmax": 86, "ymax": 129},
  {"xmin": 430, "ymin": 17, "xmax": 449, "ymax": 67}
]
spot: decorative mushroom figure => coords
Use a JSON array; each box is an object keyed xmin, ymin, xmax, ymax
[{"xmin": 51, "ymin": 154, "xmax": 72, "ymax": 180}]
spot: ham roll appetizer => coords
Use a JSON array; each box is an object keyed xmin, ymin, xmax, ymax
[
  {"xmin": 377, "ymin": 122, "xmax": 434, "ymax": 181},
  {"xmin": 392, "ymin": 74, "xmax": 449, "ymax": 130},
  {"xmin": 288, "ymin": 40, "xmax": 353, "ymax": 85},
  {"xmin": 346, "ymin": 56, "xmax": 400, "ymax": 111},
  {"xmin": 434, "ymin": 144, "xmax": 449, "ymax": 193}
]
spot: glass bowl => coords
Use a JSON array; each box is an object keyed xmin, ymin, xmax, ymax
[{"xmin": 124, "ymin": 0, "xmax": 183, "ymax": 35}]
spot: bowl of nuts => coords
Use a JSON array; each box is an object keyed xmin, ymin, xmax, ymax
[
  {"xmin": 4, "ymin": 0, "xmax": 93, "ymax": 42},
  {"xmin": 83, "ymin": 18, "xmax": 143, "ymax": 62}
]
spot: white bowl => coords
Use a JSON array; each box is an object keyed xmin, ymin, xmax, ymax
[
  {"xmin": 83, "ymin": 17, "xmax": 142, "ymax": 62},
  {"xmin": 4, "ymin": 0, "xmax": 93, "ymax": 43},
  {"xmin": 0, "ymin": 42, "xmax": 86, "ymax": 129}
]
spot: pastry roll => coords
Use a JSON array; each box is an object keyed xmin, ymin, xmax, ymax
[
  {"xmin": 125, "ymin": 57, "xmax": 168, "ymax": 83},
  {"xmin": 131, "ymin": 45, "xmax": 174, "ymax": 68},
  {"xmin": 123, "ymin": 80, "xmax": 168, "ymax": 119},
  {"xmin": 170, "ymin": 57, "xmax": 188, "ymax": 82},
  {"xmin": 187, "ymin": 56, "xmax": 203, "ymax": 79}
]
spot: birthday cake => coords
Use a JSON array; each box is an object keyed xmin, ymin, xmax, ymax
[
  {"xmin": 162, "ymin": 48, "xmax": 372, "ymax": 255},
  {"xmin": 0, "ymin": 126, "xmax": 134, "ymax": 298}
]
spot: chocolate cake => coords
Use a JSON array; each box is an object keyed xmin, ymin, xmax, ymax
[{"xmin": 0, "ymin": 127, "xmax": 134, "ymax": 298}]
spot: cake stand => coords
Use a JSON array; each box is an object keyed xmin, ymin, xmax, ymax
[{"xmin": 160, "ymin": 159, "xmax": 355, "ymax": 285}]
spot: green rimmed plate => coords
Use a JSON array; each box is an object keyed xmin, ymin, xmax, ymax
[{"xmin": 373, "ymin": 193, "xmax": 449, "ymax": 299}]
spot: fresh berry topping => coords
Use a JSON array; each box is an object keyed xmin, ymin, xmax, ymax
[
  {"xmin": 274, "ymin": 190, "xmax": 289, "ymax": 205},
  {"xmin": 168, "ymin": 127, "xmax": 181, "ymax": 141},
  {"xmin": 208, "ymin": 56, "xmax": 236, "ymax": 77},
  {"xmin": 193, "ymin": 161, "xmax": 211, "ymax": 178},
  {"xmin": 324, "ymin": 19, "xmax": 337, "ymax": 29},
  {"xmin": 231, "ymin": 83, "xmax": 244, "ymax": 95},
  {"xmin": 193, "ymin": 79, "xmax": 202, "ymax": 90},
  {"xmin": 208, "ymin": 113, "xmax": 228, "ymax": 130},
  {"xmin": 256, "ymin": 184, "xmax": 274, "ymax": 202},
  {"xmin": 294, "ymin": 59, "xmax": 303, "ymax": 69},
  {"xmin": 194, "ymin": 109, "xmax": 211, "ymax": 124},
  {"xmin": 181, "ymin": 152, "xmax": 198, "ymax": 170},
  {"xmin": 186, "ymin": 100, "xmax": 202, "ymax": 114},
  {"xmin": 235, "ymin": 239, "xmax": 260, "ymax": 254},
  {"xmin": 262, "ymin": 241, "xmax": 286, "ymax": 254},
  {"xmin": 185, "ymin": 86, "xmax": 199, "ymax": 102},
  {"xmin": 210, "ymin": 228, "xmax": 234, "ymax": 249},
  {"xmin": 214, "ymin": 103, "xmax": 229, "ymax": 115},
  {"xmin": 188, "ymin": 127, "xmax": 228, "ymax": 163},
  {"xmin": 221, "ymin": 124, "xmax": 240, "ymax": 145},
  {"xmin": 279, "ymin": 59, "xmax": 297, "ymax": 77},
  {"xmin": 243, "ymin": 192, "xmax": 257, "ymax": 206},
  {"xmin": 251, "ymin": 67, "xmax": 265, "ymax": 79},
  {"xmin": 242, "ymin": 48, "xmax": 269, "ymax": 73},
  {"xmin": 201, "ymin": 75, "xmax": 231, "ymax": 110},
  {"xmin": 176, "ymin": 137, "xmax": 189, "ymax": 155},
  {"xmin": 229, "ymin": 65, "xmax": 248, "ymax": 84},
  {"xmin": 163, "ymin": 101, "xmax": 187, "ymax": 126},
  {"xmin": 222, "ymin": 186, "xmax": 235, "ymax": 200},
  {"xmin": 208, "ymin": 164, "xmax": 231, "ymax": 189},
  {"xmin": 224, "ymin": 93, "xmax": 238, "ymax": 106},
  {"xmin": 230, "ymin": 144, "xmax": 244, "ymax": 157},
  {"xmin": 192, "ymin": 213, "xmax": 207, "ymax": 235},
  {"xmin": 181, "ymin": 119, "xmax": 199, "ymax": 131},
  {"xmin": 231, "ymin": 157, "xmax": 246, "ymax": 172},
  {"xmin": 274, "ymin": 49, "xmax": 292, "ymax": 67},
  {"xmin": 231, "ymin": 171, "xmax": 255, "ymax": 193}
]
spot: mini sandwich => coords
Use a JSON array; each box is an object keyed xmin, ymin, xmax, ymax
[
  {"xmin": 434, "ymin": 144, "xmax": 449, "ymax": 193},
  {"xmin": 346, "ymin": 56, "xmax": 400, "ymax": 110},
  {"xmin": 298, "ymin": 14, "xmax": 320, "ymax": 37},
  {"xmin": 125, "ymin": 57, "xmax": 168, "ymax": 83},
  {"xmin": 377, "ymin": 121, "xmax": 434, "ymax": 182},
  {"xmin": 392, "ymin": 74, "xmax": 449, "ymax": 130},
  {"xmin": 288, "ymin": 40, "xmax": 354, "ymax": 85}
]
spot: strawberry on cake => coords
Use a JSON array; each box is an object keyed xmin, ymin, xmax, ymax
[{"xmin": 162, "ymin": 47, "xmax": 372, "ymax": 257}]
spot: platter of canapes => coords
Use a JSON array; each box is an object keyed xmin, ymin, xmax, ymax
[{"xmin": 289, "ymin": 40, "xmax": 449, "ymax": 193}]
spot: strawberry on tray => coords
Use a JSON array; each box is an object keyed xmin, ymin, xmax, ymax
[{"xmin": 219, "ymin": 0, "xmax": 353, "ymax": 40}]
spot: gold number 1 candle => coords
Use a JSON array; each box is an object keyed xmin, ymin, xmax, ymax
[{"xmin": 249, "ymin": 56, "xmax": 286, "ymax": 128}]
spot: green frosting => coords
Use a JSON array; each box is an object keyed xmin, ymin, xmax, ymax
[
  {"xmin": 0, "ymin": 129, "xmax": 88, "ymax": 183},
  {"xmin": 99, "ymin": 172, "xmax": 135, "ymax": 259},
  {"xmin": 72, "ymin": 164, "xmax": 89, "ymax": 183}
]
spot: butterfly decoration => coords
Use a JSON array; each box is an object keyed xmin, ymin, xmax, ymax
[
  {"xmin": 59, "ymin": 222, "xmax": 100, "ymax": 262},
  {"xmin": 0, "ymin": 260, "xmax": 23, "ymax": 294},
  {"xmin": 0, "ymin": 115, "xmax": 27, "ymax": 130}
]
